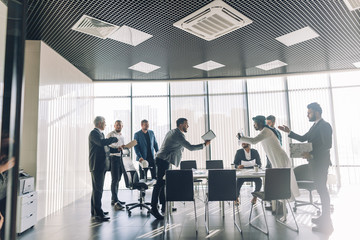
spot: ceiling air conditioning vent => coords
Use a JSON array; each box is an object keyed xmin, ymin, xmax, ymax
[
  {"xmin": 173, "ymin": 0, "xmax": 252, "ymax": 41},
  {"xmin": 71, "ymin": 15, "xmax": 119, "ymax": 39},
  {"xmin": 344, "ymin": 0, "xmax": 360, "ymax": 11}
]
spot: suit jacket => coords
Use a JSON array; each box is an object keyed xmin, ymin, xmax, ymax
[
  {"xmin": 234, "ymin": 149, "xmax": 262, "ymax": 168},
  {"xmin": 133, "ymin": 130, "xmax": 159, "ymax": 161},
  {"xmin": 156, "ymin": 128, "xmax": 204, "ymax": 167},
  {"xmin": 288, "ymin": 119, "xmax": 332, "ymax": 165},
  {"xmin": 88, "ymin": 128, "xmax": 118, "ymax": 172}
]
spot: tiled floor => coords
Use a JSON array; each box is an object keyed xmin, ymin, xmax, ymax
[{"xmin": 18, "ymin": 185, "xmax": 358, "ymax": 240}]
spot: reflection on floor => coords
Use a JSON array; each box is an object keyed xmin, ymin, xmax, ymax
[{"xmin": 18, "ymin": 185, "xmax": 358, "ymax": 240}]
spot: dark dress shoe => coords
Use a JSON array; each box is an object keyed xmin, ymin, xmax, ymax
[
  {"xmin": 103, "ymin": 212, "xmax": 109, "ymax": 215},
  {"xmin": 119, "ymin": 200, "xmax": 126, "ymax": 205},
  {"xmin": 150, "ymin": 208, "xmax": 164, "ymax": 220},
  {"xmin": 93, "ymin": 216, "xmax": 110, "ymax": 222}
]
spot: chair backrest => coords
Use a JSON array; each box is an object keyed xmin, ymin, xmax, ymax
[
  {"xmin": 121, "ymin": 151, "xmax": 139, "ymax": 189},
  {"xmin": 180, "ymin": 160, "xmax": 197, "ymax": 170},
  {"xmin": 165, "ymin": 170, "xmax": 194, "ymax": 202},
  {"xmin": 206, "ymin": 160, "xmax": 224, "ymax": 169},
  {"xmin": 208, "ymin": 170, "xmax": 237, "ymax": 201},
  {"xmin": 294, "ymin": 164, "xmax": 314, "ymax": 181},
  {"xmin": 264, "ymin": 168, "xmax": 291, "ymax": 201}
]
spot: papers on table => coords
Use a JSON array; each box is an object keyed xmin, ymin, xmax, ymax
[
  {"xmin": 290, "ymin": 143, "xmax": 312, "ymax": 158},
  {"xmin": 201, "ymin": 130, "xmax": 216, "ymax": 141},
  {"xmin": 124, "ymin": 140, "xmax": 137, "ymax": 149}
]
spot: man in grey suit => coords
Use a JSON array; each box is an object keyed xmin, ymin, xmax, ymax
[
  {"xmin": 89, "ymin": 116, "xmax": 118, "ymax": 221},
  {"xmin": 134, "ymin": 119, "xmax": 159, "ymax": 180},
  {"xmin": 149, "ymin": 118, "xmax": 211, "ymax": 219},
  {"xmin": 279, "ymin": 102, "xmax": 333, "ymax": 234}
]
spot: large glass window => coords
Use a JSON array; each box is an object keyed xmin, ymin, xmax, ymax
[
  {"xmin": 246, "ymin": 77, "xmax": 290, "ymax": 166},
  {"xmin": 208, "ymin": 79, "xmax": 247, "ymax": 168},
  {"xmin": 92, "ymin": 70, "xmax": 360, "ymax": 187}
]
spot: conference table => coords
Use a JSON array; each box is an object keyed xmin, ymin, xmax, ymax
[{"xmin": 192, "ymin": 168, "xmax": 266, "ymax": 217}]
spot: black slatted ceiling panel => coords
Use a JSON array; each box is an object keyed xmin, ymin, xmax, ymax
[{"xmin": 22, "ymin": 0, "xmax": 360, "ymax": 81}]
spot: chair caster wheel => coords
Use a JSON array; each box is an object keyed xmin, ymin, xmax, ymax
[{"xmin": 128, "ymin": 211, "xmax": 132, "ymax": 217}]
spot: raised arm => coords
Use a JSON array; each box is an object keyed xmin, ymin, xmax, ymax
[
  {"xmin": 178, "ymin": 134, "xmax": 204, "ymax": 151},
  {"xmin": 240, "ymin": 129, "xmax": 268, "ymax": 145},
  {"xmin": 90, "ymin": 131, "xmax": 117, "ymax": 147}
]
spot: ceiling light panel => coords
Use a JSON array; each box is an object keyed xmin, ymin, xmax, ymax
[
  {"xmin": 174, "ymin": 0, "xmax": 253, "ymax": 41},
  {"xmin": 129, "ymin": 62, "xmax": 160, "ymax": 73},
  {"xmin": 275, "ymin": 26, "xmax": 320, "ymax": 47},
  {"xmin": 344, "ymin": 0, "xmax": 360, "ymax": 11},
  {"xmin": 71, "ymin": 15, "xmax": 119, "ymax": 39},
  {"xmin": 193, "ymin": 60, "xmax": 225, "ymax": 71},
  {"xmin": 256, "ymin": 60, "xmax": 287, "ymax": 71},
  {"xmin": 108, "ymin": 25, "xmax": 152, "ymax": 46}
]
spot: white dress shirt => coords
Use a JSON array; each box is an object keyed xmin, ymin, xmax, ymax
[{"xmin": 106, "ymin": 130, "xmax": 125, "ymax": 156}]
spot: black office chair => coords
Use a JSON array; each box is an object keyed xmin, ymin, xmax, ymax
[
  {"xmin": 249, "ymin": 168, "xmax": 299, "ymax": 235},
  {"xmin": 206, "ymin": 160, "xmax": 224, "ymax": 169},
  {"xmin": 164, "ymin": 170, "xmax": 197, "ymax": 235},
  {"xmin": 206, "ymin": 170, "xmax": 241, "ymax": 234},
  {"xmin": 180, "ymin": 160, "xmax": 204, "ymax": 198},
  {"xmin": 121, "ymin": 150, "xmax": 155, "ymax": 217},
  {"xmin": 293, "ymin": 164, "xmax": 321, "ymax": 214}
]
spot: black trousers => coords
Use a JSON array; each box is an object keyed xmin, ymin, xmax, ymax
[
  {"xmin": 310, "ymin": 161, "xmax": 331, "ymax": 218},
  {"xmin": 110, "ymin": 156, "xmax": 123, "ymax": 202},
  {"xmin": 236, "ymin": 178, "xmax": 262, "ymax": 197},
  {"xmin": 91, "ymin": 170, "xmax": 106, "ymax": 217},
  {"xmin": 139, "ymin": 157, "xmax": 156, "ymax": 180},
  {"xmin": 151, "ymin": 157, "xmax": 169, "ymax": 208}
]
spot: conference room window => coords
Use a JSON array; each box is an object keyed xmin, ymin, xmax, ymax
[
  {"xmin": 170, "ymin": 81, "xmax": 207, "ymax": 168},
  {"xmin": 331, "ymin": 71, "xmax": 360, "ymax": 185},
  {"xmin": 208, "ymin": 79, "xmax": 248, "ymax": 168},
  {"xmin": 246, "ymin": 77, "xmax": 290, "ymax": 167},
  {"xmin": 287, "ymin": 74, "xmax": 335, "ymax": 166},
  {"xmin": 131, "ymin": 82, "xmax": 170, "ymax": 161}
]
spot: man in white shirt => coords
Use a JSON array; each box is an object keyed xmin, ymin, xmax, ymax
[{"xmin": 106, "ymin": 120, "xmax": 126, "ymax": 210}]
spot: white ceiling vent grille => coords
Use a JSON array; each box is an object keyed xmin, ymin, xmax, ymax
[
  {"xmin": 71, "ymin": 15, "xmax": 119, "ymax": 39},
  {"xmin": 173, "ymin": 0, "xmax": 252, "ymax": 41},
  {"xmin": 344, "ymin": 0, "xmax": 360, "ymax": 11}
]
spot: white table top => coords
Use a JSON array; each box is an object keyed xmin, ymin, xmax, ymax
[{"xmin": 193, "ymin": 169, "xmax": 265, "ymax": 179}]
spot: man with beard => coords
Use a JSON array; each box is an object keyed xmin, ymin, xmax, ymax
[
  {"xmin": 134, "ymin": 119, "xmax": 159, "ymax": 180},
  {"xmin": 149, "ymin": 118, "xmax": 210, "ymax": 220},
  {"xmin": 279, "ymin": 102, "xmax": 333, "ymax": 234},
  {"xmin": 233, "ymin": 143, "xmax": 262, "ymax": 205}
]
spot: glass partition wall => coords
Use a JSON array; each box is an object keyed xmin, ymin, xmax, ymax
[{"xmin": 94, "ymin": 70, "xmax": 360, "ymax": 188}]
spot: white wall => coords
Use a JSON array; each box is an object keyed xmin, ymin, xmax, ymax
[{"xmin": 23, "ymin": 41, "xmax": 94, "ymax": 220}]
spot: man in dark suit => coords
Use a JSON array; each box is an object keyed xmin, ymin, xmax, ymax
[
  {"xmin": 134, "ymin": 119, "xmax": 159, "ymax": 180},
  {"xmin": 89, "ymin": 116, "xmax": 118, "ymax": 221},
  {"xmin": 279, "ymin": 102, "xmax": 333, "ymax": 234},
  {"xmin": 234, "ymin": 143, "xmax": 262, "ymax": 204}
]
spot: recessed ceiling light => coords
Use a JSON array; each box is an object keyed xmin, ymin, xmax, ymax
[
  {"xmin": 108, "ymin": 25, "xmax": 152, "ymax": 46},
  {"xmin": 256, "ymin": 60, "xmax": 287, "ymax": 71},
  {"xmin": 193, "ymin": 60, "xmax": 225, "ymax": 71},
  {"xmin": 129, "ymin": 62, "xmax": 160, "ymax": 73},
  {"xmin": 353, "ymin": 62, "xmax": 360, "ymax": 68},
  {"xmin": 71, "ymin": 15, "xmax": 119, "ymax": 39},
  {"xmin": 275, "ymin": 26, "xmax": 320, "ymax": 47},
  {"xmin": 344, "ymin": 0, "xmax": 360, "ymax": 11}
]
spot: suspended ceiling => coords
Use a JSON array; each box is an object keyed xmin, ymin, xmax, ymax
[{"xmin": 15, "ymin": 1, "xmax": 360, "ymax": 80}]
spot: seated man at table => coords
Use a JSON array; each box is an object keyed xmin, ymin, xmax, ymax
[{"xmin": 234, "ymin": 143, "xmax": 262, "ymax": 205}]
